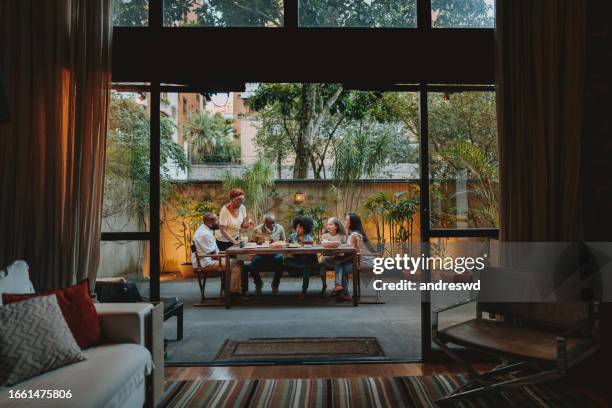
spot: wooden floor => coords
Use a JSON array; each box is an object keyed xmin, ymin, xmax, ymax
[{"xmin": 165, "ymin": 362, "xmax": 491, "ymax": 381}]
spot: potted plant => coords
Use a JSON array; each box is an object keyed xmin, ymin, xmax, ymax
[{"xmin": 166, "ymin": 195, "xmax": 218, "ymax": 278}]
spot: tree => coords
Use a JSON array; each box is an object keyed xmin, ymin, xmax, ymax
[
  {"xmin": 331, "ymin": 120, "xmax": 395, "ymax": 213},
  {"xmin": 114, "ymin": 0, "xmax": 492, "ymax": 28},
  {"xmin": 248, "ymin": 84, "xmax": 402, "ymax": 179},
  {"xmin": 112, "ymin": 0, "xmax": 148, "ymax": 26},
  {"xmin": 162, "ymin": 0, "xmax": 283, "ymax": 27},
  {"xmin": 183, "ymin": 111, "xmax": 240, "ymax": 163},
  {"xmin": 104, "ymin": 92, "xmax": 188, "ymax": 231},
  {"xmin": 431, "ymin": 0, "xmax": 494, "ymax": 27},
  {"xmin": 428, "ymin": 92, "xmax": 499, "ymax": 227},
  {"xmin": 299, "ymin": 0, "xmax": 417, "ymax": 27}
]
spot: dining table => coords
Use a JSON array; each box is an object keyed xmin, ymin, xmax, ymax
[{"xmin": 224, "ymin": 243, "xmax": 360, "ymax": 309}]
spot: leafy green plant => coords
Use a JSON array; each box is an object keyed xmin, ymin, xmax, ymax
[
  {"xmin": 362, "ymin": 191, "xmax": 419, "ymax": 251},
  {"xmin": 384, "ymin": 192, "xmax": 419, "ymax": 245},
  {"xmin": 438, "ymin": 141, "xmax": 499, "ymax": 227},
  {"xmin": 222, "ymin": 158, "xmax": 275, "ymax": 222},
  {"xmin": 164, "ymin": 194, "xmax": 218, "ymax": 264},
  {"xmin": 184, "ymin": 111, "xmax": 240, "ymax": 164},
  {"xmin": 363, "ymin": 192, "xmax": 392, "ymax": 244}
]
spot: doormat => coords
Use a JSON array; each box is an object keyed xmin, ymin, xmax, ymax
[{"xmin": 215, "ymin": 337, "xmax": 385, "ymax": 362}]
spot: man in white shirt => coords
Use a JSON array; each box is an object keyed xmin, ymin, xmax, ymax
[
  {"xmin": 192, "ymin": 213, "xmax": 221, "ymax": 268},
  {"xmin": 192, "ymin": 213, "xmax": 245, "ymax": 295}
]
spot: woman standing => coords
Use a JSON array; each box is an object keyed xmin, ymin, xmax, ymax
[
  {"xmin": 335, "ymin": 213, "xmax": 375, "ymax": 302},
  {"xmin": 217, "ymin": 188, "xmax": 255, "ymax": 251}
]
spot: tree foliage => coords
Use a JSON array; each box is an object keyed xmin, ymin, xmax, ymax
[
  {"xmin": 162, "ymin": 0, "xmax": 283, "ymax": 27},
  {"xmin": 113, "ymin": 0, "xmax": 492, "ymax": 28},
  {"xmin": 104, "ymin": 93, "xmax": 188, "ymax": 231},
  {"xmin": 431, "ymin": 0, "xmax": 494, "ymax": 28},
  {"xmin": 183, "ymin": 111, "xmax": 240, "ymax": 163},
  {"xmin": 299, "ymin": 0, "xmax": 417, "ymax": 27},
  {"xmin": 248, "ymin": 83, "xmax": 405, "ymax": 179}
]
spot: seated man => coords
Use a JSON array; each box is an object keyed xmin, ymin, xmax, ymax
[
  {"xmin": 249, "ymin": 213, "xmax": 286, "ymax": 295},
  {"xmin": 192, "ymin": 212, "xmax": 246, "ymax": 297}
]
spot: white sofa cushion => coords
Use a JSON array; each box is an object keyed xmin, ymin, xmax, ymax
[
  {"xmin": 0, "ymin": 261, "xmax": 34, "ymax": 305},
  {"xmin": 0, "ymin": 343, "xmax": 152, "ymax": 408}
]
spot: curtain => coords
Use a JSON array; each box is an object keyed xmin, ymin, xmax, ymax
[
  {"xmin": 0, "ymin": 0, "xmax": 112, "ymax": 290},
  {"xmin": 496, "ymin": 0, "xmax": 586, "ymax": 242}
]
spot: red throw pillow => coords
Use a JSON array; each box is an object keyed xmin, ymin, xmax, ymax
[{"xmin": 2, "ymin": 279, "xmax": 101, "ymax": 349}]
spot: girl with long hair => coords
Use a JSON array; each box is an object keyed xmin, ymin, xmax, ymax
[{"xmin": 335, "ymin": 213, "xmax": 375, "ymax": 302}]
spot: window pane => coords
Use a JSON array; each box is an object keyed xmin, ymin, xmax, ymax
[
  {"xmin": 157, "ymin": 85, "xmax": 423, "ymax": 363},
  {"xmin": 98, "ymin": 241, "xmax": 150, "ymax": 280},
  {"xmin": 164, "ymin": 0, "xmax": 284, "ymax": 27},
  {"xmin": 432, "ymin": 0, "xmax": 495, "ymax": 28},
  {"xmin": 428, "ymin": 91, "xmax": 499, "ymax": 229},
  {"xmin": 430, "ymin": 237, "xmax": 491, "ymax": 350},
  {"xmin": 103, "ymin": 91, "xmax": 151, "ymax": 232},
  {"xmin": 112, "ymin": 0, "xmax": 149, "ymax": 26},
  {"xmin": 299, "ymin": 0, "xmax": 417, "ymax": 27}
]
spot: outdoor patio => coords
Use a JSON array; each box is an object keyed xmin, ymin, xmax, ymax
[{"xmin": 137, "ymin": 271, "xmax": 475, "ymax": 364}]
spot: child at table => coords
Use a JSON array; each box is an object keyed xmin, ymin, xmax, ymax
[
  {"xmin": 285, "ymin": 215, "xmax": 319, "ymax": 300},
  {"xmin": 320, "ymin": 217, "xmax": 347, "ymax": 296}
]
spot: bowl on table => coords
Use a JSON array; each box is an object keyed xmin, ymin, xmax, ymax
[{"xmin": 321, "ymin": 240, "xmax": 341, "ymax": 249}]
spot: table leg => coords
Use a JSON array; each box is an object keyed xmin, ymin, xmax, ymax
[
  {"xmin": 225, "ymin": 253, "xmax": 231, "ymax": 309},
  {"xmin": 352, "ymin": 254, "xmax": 359, "ymax": 307}
]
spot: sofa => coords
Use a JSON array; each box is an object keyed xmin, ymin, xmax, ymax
[{"xmin": 0, "ymin": 262, "xmax": 163, "ymax": 408}]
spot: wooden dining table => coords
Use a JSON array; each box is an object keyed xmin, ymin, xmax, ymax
[{"xmin": 224, "ymin": 244, "xmax": 360, "ymax": 309}]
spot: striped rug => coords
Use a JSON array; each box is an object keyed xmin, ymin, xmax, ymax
[{"xmin": 158, "ymin": 374, "xmax": 580, "ymax": 407}]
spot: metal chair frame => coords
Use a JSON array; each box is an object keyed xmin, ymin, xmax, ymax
[{"xmin": 432, "ymin": 299, "xmax": 599, "ymax": 404}]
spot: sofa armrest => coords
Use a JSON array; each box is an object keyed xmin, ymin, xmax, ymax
[{"xmin": 95, "ymin": 303, "xmax": 153, "ymax": 346}]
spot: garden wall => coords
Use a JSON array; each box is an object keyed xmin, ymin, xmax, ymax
[{"xmin": 160, "ymin": 180, "xmax": 421, "ymax": 273}]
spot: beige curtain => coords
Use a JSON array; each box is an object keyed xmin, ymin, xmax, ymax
[
  {"xmin": 0, "ymin": 0, "xmax": 112, "ymax": 290},
  {"xmin": 496, "ymin": 0, "xmax": 586, "ymax": 242}
]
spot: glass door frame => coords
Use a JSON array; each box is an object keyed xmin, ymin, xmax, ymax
[{"xmin": 101, "ymin": 81, "xmax": 499, "ymax": 361}]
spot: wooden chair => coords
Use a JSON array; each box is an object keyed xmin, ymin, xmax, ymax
[
  {"xmin": 191, "ymin": 244, "xmax": 226, "ymax": 307},
  {"xmin": 432, "ymin": 267, "xmax": 599, "ymax": 403},
  {"xmin": 355, "ymin": 246, "xmax": 386, "ymax": 304}
]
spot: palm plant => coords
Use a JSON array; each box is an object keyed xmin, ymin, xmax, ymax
[
  {"xmin": 439, "ymin": 141, "xmax": 499, "ymax": 227},
  {"xmin": 183, "ymin": 111, "xmax": 238, "ymax": 163}
]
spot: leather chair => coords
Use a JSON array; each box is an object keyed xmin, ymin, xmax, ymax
[{"xmin": 432, "ymin": 267, "xmax": 599, "ymax": 403}]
